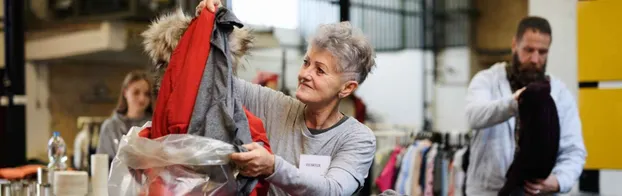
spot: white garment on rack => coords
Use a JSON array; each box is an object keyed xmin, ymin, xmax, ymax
[
  {"xmin": 404, "ymin": 144, "xmax": 422, "ymax": 196},
  {"xmin": 394, "ymin": 144, "xmax": 416, "ymax": 194},
  {"xmin": 453, "ymin": 147, "xmax": 468, "ymax": 196}
]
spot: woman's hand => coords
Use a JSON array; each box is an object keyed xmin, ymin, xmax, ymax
[
  {"xmin": 196, "ymin": 0, "xmax": 222, "ymax": 15},
  {"xmin": 230, "ymin": 142, "xmax": 275, "ymax": 177}
]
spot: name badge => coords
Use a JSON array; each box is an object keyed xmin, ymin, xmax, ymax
[{"xmin": 299, "ymin": 154, "xmax": 331, "ymax": 175}]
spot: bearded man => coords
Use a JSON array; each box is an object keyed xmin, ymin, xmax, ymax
[{"xmin": 465, "ymin": 16, "xmax": 586, "ymax": 196}]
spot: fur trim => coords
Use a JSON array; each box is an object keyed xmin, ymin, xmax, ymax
[
  {"xmin": 229, "ymin": 27, "xmax": 254, "ymax": 72},
  {"xmin": 141, "ymin": 8, "xmax": 254, "ymax": 96},
  {"xmin": 141, "ymin": 8, "xmax": 192, "ymax": 66}
]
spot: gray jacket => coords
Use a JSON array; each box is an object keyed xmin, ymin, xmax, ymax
[
  {"xmin": 185, "ymin": 8, "xmax": 255, "ymax": 196},
  {"xmin": 187, "ymin": 8, "xmax": 252, "ymax": 147},
  {"xmin": 465, "ymin": 63, "xmax": 586, "ymax": 195}
]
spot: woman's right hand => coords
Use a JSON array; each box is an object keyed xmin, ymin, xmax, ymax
[{"xmin": 196, "ymin": 0, "xmax": 222, "ymax": 15}]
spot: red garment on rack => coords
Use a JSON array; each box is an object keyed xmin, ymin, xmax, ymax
[{"xmin": 375, "ymin": 147, "xmax": 403, "ymax": 191}]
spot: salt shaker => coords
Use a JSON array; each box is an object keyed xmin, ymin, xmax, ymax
[{"xmin": 0, "ymin": 181, "xmax": 12, "ymax": 196}]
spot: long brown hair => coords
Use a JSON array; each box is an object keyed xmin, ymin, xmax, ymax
[{"xmin": 115, "ymin": 71, "xmax": 154, "ymax": 115}]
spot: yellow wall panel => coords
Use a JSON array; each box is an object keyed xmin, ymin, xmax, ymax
[
  {"xmin": 579, "ymin": 89, "xmax": 622, "ymax": 169},
  {"xmin": 577, "ymin": 0, "xmax": 622, "ymax": 81}
]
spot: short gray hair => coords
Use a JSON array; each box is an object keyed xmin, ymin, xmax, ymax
[{"xmin": 308, "ymin": 21, "xmax": 376, "ymax": 84}]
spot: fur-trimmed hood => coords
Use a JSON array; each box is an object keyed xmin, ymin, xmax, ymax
[{"xmin": 141, "ymin": 8, "xmax": 253, "ymax": 95}]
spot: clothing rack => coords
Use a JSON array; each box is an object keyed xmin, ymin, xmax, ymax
[
  {"xmin": 370, "ymin": 124, "xmax": 417, "ymax": 149},
  {"xmin": 413, "ymin": 130, "xmax": 472, "ymax": 149},
  {"xmin": 372, "ymin": 129, "xmax": 473, "ymax": 196}
]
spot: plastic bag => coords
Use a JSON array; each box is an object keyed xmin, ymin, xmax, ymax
[{"xmin": 108, "ymin": 122, "xmax": 239, "ymax": 196}]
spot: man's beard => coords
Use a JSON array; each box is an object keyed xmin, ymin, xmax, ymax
[{"xmin": 507, "ymin": 53, "xmax": 548, "ymax": 91}]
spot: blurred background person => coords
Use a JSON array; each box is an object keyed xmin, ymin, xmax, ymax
[
  {"xmin": 465, "ymin": 17, "xmax": 586, "ymax": 195},
  {"xmin": 96, "ymin": 71, "xmax": 153, "ymax": 162}
]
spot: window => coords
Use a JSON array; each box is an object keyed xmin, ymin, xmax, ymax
[
  {"xmin": 232, "ymin": 0, "xmax": 299, "ymax": 29},
  {"xmin": 297, "ymin": 0, "xmax": 474, "ymax": 51}
]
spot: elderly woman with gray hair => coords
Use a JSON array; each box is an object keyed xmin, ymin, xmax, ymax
[{"xmin": 197, "ymin": 1, "xmax": 377, "ymax": 195}]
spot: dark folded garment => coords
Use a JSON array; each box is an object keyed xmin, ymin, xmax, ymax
[{"xmin": 499, "ymin": 81, "xmax": 560, "ymax": 196}]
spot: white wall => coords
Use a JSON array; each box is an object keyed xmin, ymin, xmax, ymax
[
  {"xmin": 529, "ymin": 0, "xmax": 578, "ymax": 98},
  {"xmin": 357, "ymin": 50, "xmax": 431, "ymax": 127},
  {"xmin": 232, "ymin": 0, "xmax": 298, "ymax": 29},
  {"xmin": 25, "ymin": 62, "xmax": 51, "ymax": 161},
  {"xmin": 433, "ymin": 47, "xmax": 471, "ymax": 133},
  {"xmin": 434, "ymin": 85, "xmax": 468, "ymax": 131}
]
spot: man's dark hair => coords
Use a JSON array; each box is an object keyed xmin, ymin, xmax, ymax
[{"xmin": 516, "ymin": 16, "xmax": 552, "ymax": 41}]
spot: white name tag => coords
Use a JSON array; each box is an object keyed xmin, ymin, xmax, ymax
[{"xmin": 299, "ymin": 154, "xmax": 331, "ymax": 175}]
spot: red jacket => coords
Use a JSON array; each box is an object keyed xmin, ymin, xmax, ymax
[{"xmin": 139, "ymin": 8, "xmax": 271, "ymax": 196}]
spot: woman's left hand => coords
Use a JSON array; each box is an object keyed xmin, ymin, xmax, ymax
[
  {"xmin": 230, "ymin": 142, "xmax": 275, "ymax": 177},
  {"xmin": 196, "ymin": 0, "xmax": 222, "ymax": 15}
]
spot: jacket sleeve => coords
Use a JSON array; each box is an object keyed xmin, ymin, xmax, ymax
[
  {"xmin": 465, "ymin": 71, "xmax": 518, "ymax": 129},
  {"xmin": 552, "ymin": 86, "xmax": 587, "ymax": 193},
  {"xmin": 234, "ymin": 77, "xmax": 295, "ymax": 122},
  {"xmin": 264, "ymin": 133, "xmax": 376, "ymax": 196}
]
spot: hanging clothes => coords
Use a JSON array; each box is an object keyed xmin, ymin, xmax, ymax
[
  {"xmin": 448, "ymin": 159, "xmax": 455, "ymax": 196},
  {"xmin": 441, "ymin": 158, "xmax": 450, "ymax": 196},
  {"xmin": 409, "ymin": 141, "xmax": 430, "ymax": 196},
  {"xmin": 373, "ymin": 148, "xmax": 395, "ymax": 185},
  {"xmin": 452, "ymin": 147, "xmax": 468, "ymax": 196},
  {"xmin": 423, "ymin": 144, "xmax": 438, "ymax": 196},
  {"xmin": 395, "ymin": 144, "xmax": 416, "ymax": 194},
  {"xmin": 433, "ymin": 148, "xmax": 444, "ymax": 195},
  {"xmin": 419, "ymin": 145, "xmax": 432, "ymax": 194},
  {"xmin": 376, "ymin": 147, "xmax": 404, "ymax": 192},
  {"xmin": 404, "ymin": 141, "xmax": 430, "ymax": 195},
  {"xmin": 375, "ymin": 133, "xmax": 471, "ymax": 196},
  {"xmin": 392, "ymin": 146, "xmax": 408, "ymax": 191}
]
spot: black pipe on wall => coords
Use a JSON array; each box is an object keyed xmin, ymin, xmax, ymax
[
  {"xmin": 1, "ymin": 0, "xmax": 27, "ymax": 168},
  {"xmin": 340, "ymin": 0, "xmax": 350, "ymax": 21}
]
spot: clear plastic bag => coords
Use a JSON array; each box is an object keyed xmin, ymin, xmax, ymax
[{"xmin": 108, "ymin": 122, "xmax": 239, "ymax": 196}]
